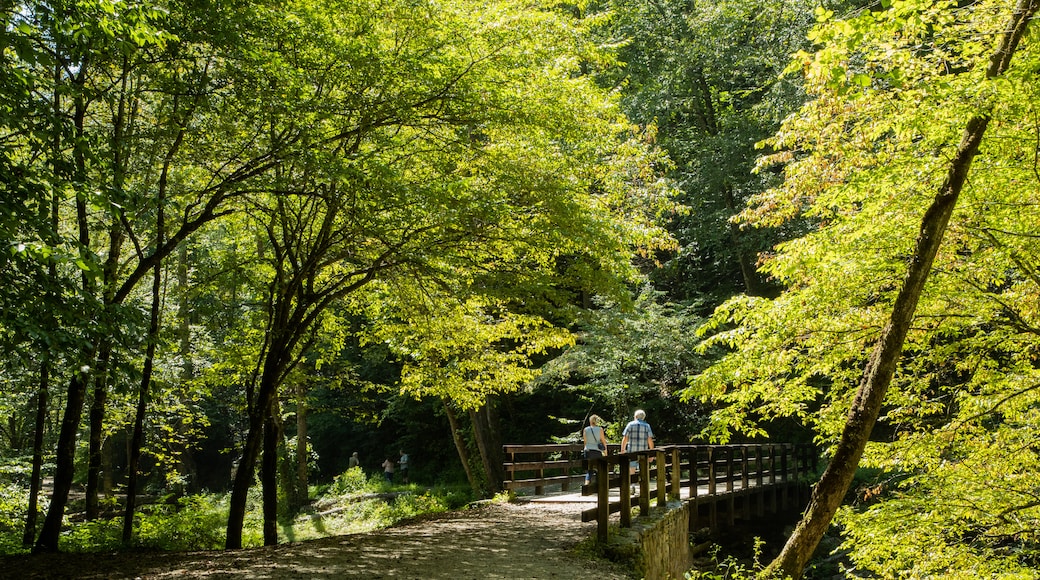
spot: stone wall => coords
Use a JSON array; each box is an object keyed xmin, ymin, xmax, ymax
[
  {"xmin": 624, "ymin": 502, "xmax": 692, "ymax": 580},
  {"xmin": 604, "ymin": 483, "xmax": 810, "ymax": 579}
]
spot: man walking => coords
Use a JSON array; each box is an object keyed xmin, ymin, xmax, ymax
[{"xmin": 620, "ymin": 409, "xmax": 654, "ymax": 474}]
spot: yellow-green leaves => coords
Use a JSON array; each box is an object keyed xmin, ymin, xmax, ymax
[
  {"xmin": 377, "ymin": 297, "xmax": 575, "ymax": 410},
  {"xmin": 693, "ymin": 0, "xmax": 1040, "ymax": 574}
]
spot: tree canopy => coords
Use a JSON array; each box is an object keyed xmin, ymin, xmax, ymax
[
  {"xmin": 688, "ymin": 0, "xmax": 1040, "ymax": 574},
  {"xmin": 4, "ymin": 0, "xmax": 1040, "ymax": 576},
  {"xmin": 0, "ymin": 0, "xmax": 676, "ymax": 553}
]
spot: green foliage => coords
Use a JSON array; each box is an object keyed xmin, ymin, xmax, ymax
[
  {"xmin": 0, "ymin": 483, "xmax": 31, "ymax": 555},
  {"xmin": 377, "ymin": 296, "xmax": 576, "ymax": 410},
  {"xmin": 56, "ymin": 495, "xmax": 228, "ymax": 553},
  {"xmin": 836, "ymin": 425, "xmax": 1040, "ymax": 577},
  {"xmin": 385, "ymin": 491, "xmax": 454, "ymax": 522},
  {"xmin": 687, "ymin": 540, "xmax": 789, "ymax": 579},
  {"xmin": 491, "ymin": 490, "xmax": 515, "ymax": 504},
  {"xmin": 284, "ymin": 478, "xmax": 472, "ymax": 542},
  {"xmin": 61, "ymin": 519, "xmax": 124, "ymax": 553},
  {"xmin": 688, "ymin": 0, "xmax": 1040, "ymax": 575},
  {"xmin": 8, "ymin": 477, "xmax": 470, "ymax": 555},
  {"xmin": 133, "ymin": 496, "xmax": 228, "ymax": 551},
  {"xmin": 328, "ymin": 467, "xmax": 369, "ymax": 496},
  {"xmin": 592, "ymin": 0, "xmax": 819, "ymax": 303},
  {"xmin": 0, "ymin": 0, "xmax": 670, "ymax": 558},
  {"xmin": 536, "ymin": 287, "xmax": 709, "ymax": 441}
]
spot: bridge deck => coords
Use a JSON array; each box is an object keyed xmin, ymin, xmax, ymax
[{"xmin": 524, "ymin": 479, "xmax": 756, "ymax": 504}]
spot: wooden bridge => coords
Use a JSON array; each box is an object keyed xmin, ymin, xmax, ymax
[{"xmin": 503, "ymin": 443, "xmax": 816, "ymax": 542}]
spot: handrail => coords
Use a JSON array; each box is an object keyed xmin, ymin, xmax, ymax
[
  {"xmin": 501, "ymin": 442, "xmax": 816, "ymax": 542},
  {"xmin": 501, "ymin": 443, "xmax": 623, "ymax": 495},
  {"xmin": 583, "ymin": 443, "xmax": 816, "ymax": 541}
]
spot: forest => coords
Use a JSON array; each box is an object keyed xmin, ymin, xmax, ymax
[{"xmin": 1, "ymin": 0, "xmax": 1040, "ymax": 577}]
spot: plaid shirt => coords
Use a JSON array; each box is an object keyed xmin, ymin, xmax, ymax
[{"xmin": 622, "ymin": 419, "xmax": 654, "ymax": 453}]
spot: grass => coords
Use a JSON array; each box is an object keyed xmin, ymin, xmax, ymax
[{"xmin": 3, "ymin": 467, "xmax": 474, "ymax": 555}]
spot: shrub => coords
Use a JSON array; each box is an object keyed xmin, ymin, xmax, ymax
[
  {"xmin": 133, "ymin": 495, "xmax": 227, "ymax": 551},
  {"xmin": 0, "ymin": 483, "xmax": 32, "ymax": 555},
  {"xmin": 62, "ymin": 519, "xmax": 123, "ymax": 553},
  {"xmin": 328, "ymin": 466, "xmax": 370, "ymax": 495}
]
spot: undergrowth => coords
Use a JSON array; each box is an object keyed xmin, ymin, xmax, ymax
[
  {"xmin": 686, "ymin": 539, "xmax": 791, "ymax": 580},
  {"xmin": 2, "ymin": 466, "xmax": 473, "ymax": 555}
]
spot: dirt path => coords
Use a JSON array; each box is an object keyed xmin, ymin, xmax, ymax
[{"xmin": 1, "ymin": 502, "xmax": 635, "ymax": 579}]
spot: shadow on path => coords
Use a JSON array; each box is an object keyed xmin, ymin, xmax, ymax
[{"xmin": 1, "ymin": 503, "xmax": 634, "ymax": 579}]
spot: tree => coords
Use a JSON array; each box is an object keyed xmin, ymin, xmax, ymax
[
  {"xmin": 377, "ymin": 296, "xmax": 575, "ymax": 493},
  {"xmin": 687, "ymin": 0, "xmax": 1040, "ymax": 576},
  {"xmin": 593, "ymin": 0, "xmax": 822, "ymax": 305},
  {"xmin": 2, "ymin": 0, "xmax": 293, "ymax": 551},
  {"xmin": 535, "ymin": 287, "xmax": 710, "ymax": 441},
  {"xmin": 2, "ymin": 0, "xmax": 673, "ymax": 553},
  {"xmin": 218, "ymin": 0, "xmax": 673, "ymax": 547},
  {"xmin": 768, "ymin": 2, "xmax": 1038, "ymax": 573}
]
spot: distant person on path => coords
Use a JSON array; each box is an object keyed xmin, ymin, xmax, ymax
[
  {"xmin": 621, "ymin": 409, "xmax": 654, "ymax": 474},
  {"xmin": 398, "ymin": 450, "xmax": 409, "ymax": 483},
  {"xmin": 348, "ymin": 451, "xmax": 359, "ymax": 470},
  {"xmin": 582, "ymin": 414, "xmax": 608, "ymax": 485},
  {"xmin": 382, "ymin": 457, "xmax": 395, "ymax": 483}
]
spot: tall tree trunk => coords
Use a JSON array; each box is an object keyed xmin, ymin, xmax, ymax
[
  {"xmin": 102, "ymin": 438, "xmax": 114, "ymax": 497},
  {"xmin": 87, "ymin": 50, "xmax": 131, "ymax": 519},
  {"xmin": 23, "ymin": 362, "xmax": 50, "ymax": 547},
  {"xmin": 176, "ymin": 245, "xmax": 200, "ymax": 489},
  {"xmin": 123, "ymin": 82, "xmax": 176, "ymax": 534},
  {"xmin": 226, "ymin": 351, "xmax": 284, "ymax": 549},
  {"xmin": 295, "ymin": 381, "xmax": 309, "ymax": 511},
  {"xmin": 122, "ymin": 260, "xmax": 162, "ymax": 543},
  {"xmin": 86, "ymin": 227, "xmax": 125, "ymax": 520},
  {"xmin": 85, "ymin": 340, "xmax": 112, "ymax": 520},
  {"xmin": 468, "ymin": 405, "xmax": 501, "ymax": 495},
  {"xmin": 26, "ymin": 53, "xmax": 65, "ymax": 546},
  {"xmin": 723, "ymin": 185, "xmax": 766, "ymax": 296},
  {"xmin": 262, "ymin": 410, "xmax": 279, "ymax": 546},
  {"xmin": 444, "ymin": 400, "xmax": 479, "ymax": 495},
  {"xmin": 482, "ymin": 399, "xmax": 505, "ymax": 488},
  {"xmin": 766, "ymin": 2, "xmax": 1038, "ymax": 576},
  {"xmin": 34, "ymin": 374, "xmax": 88, "ymax": 552},
  {"xmin": 36, "ymin": 75, "xmax": 92, "ymax": 552}
]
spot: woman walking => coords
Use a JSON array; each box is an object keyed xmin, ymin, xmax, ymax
[{"xmin": 583, "ymin": 415, "xmax": 608, "ymax": 485}]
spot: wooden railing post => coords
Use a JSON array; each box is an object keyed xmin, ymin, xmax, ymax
[
  {"xmin": 620, "ymin": 459, "xmax": 632, "ymax": 528},
  {"xmin": 638, "ymin": 453, "xmax": 650, "ymax": 514},
  {"xmin": 707, "ymin": 446, "xmax": 717, "ymax": 496},
  {"xmin": 535, "ymin": 448, "xmax": 544, "ymax": 496},
  {"xmin": 708, "ymin": 447, "xmax": 719, "ymax": 528},
  {"xmin": 755, "ymin": 445, "xmax": 765, "ymax": 517},
  {"xmin": 740, "ymin": 445, "xmax": 751, "ymax": 519},
  {"xmin": 655, "ymin": 449, "xmax": 667, "ymax": 507},
  {"xmin": 725, "ymin": 446, "xmax": 735, "ymax": 493},
  {"xmin": 561, "ymin": 449, "xmax": 569, "ymax": 493},
  {"xmin": 740, "ymin": 445, "xmax": 750, "ymax": 490},
  {"xmin": 724, "ymin": 447, "xmax": 735, "ymax": 526},
  {"xmin": 768, "ymin": 445, "xmax": 778, "ymax": 512},
  {"xmin": 669, "ymin": 448, "xmax": 681, "ymax": 500},
  {"xmin": 755, "ymin": 445, "xmax": 764, "ymax": 488},
  {"xmin": 690, "ymin": 446, "xmax": 701, "ymax": 500},
  {"xmin": 790, "ymin": 444, "xmax": 798, "ymax": 482},
  {"xmin": 596, "ymin": 456, "xmax": 610, "ymax": 542},
  {"xmin": 770, "ymin": 445, "xmax": 779, "ymax": 484},
  {"xmin": 508, "ymin": 447, "xmax": 515, "ymax": 489}
]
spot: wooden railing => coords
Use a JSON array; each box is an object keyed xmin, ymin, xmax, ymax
[
  {"xmin": 501, "ymin": 443, "xmax": 816, "ymax": 542},
  {"xmin": 583, "ymin": 444, "xmax": 816, "ymax": 541},
  {"xmin": 503, "ymin": 443, "xmax": 581, "ymax": 494}
]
